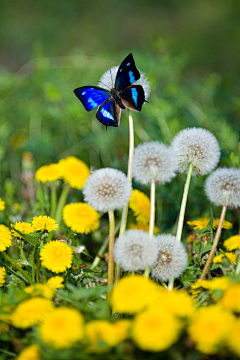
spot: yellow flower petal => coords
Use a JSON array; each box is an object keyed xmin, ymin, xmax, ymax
[
  {"xmin": 40, "ymin": 241, "xmax": 72, "ymax": 273},
  {"xmin": 63, "ymin": 202, "xmax": 100, "ymax": 234}
]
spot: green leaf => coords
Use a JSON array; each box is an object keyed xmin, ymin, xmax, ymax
[
  {"xmin": 180, "ymin": 269, "xmax": 196, "ymax": 287},
  {"xmin": 199, "ymin": 243, "xmax": 212, "ymax": 255},
  {"xmin": 12, "ymin": 227, "xmax": 41, "ymax": 246},
  {"xmin": 17, "ymin": 259, "xmax": 31, "ymax": 267}
]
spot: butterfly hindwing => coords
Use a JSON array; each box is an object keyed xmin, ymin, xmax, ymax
[
  {"xmin": 115, "ymin": 53, "xmax": 141, "ymax": 91},
  {"xmin": 120, "ymin": 85, "xmax": 145, "ymax": 111},
  {"xmin": 73, "ymin": 86, "xmax": 110, "ymax": 111},
  {"xmin": 96, "ymin": 100, "xmax": 121, "ymax": 127}
]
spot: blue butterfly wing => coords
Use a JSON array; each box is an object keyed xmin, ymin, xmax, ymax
[
  {"xmin": 120, "ymin": 85, "xmax": 146, "ymax": 111},
  {"xmin": 96, "ymin": 100, "xmax": 121, "ymax": 127},
  {"xmin": 115, "ymin": 53, "xmax": 141, "ymax": 91},
  {"xmin": 74, "ymin": 86, "xmax": 110, "ymax": 111}
]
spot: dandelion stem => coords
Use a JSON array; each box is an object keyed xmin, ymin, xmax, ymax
[
  {"xmin": 19, "ymin": 245, "xmax": 26, "ymax": 261},
  {"xmin": 50, "ymin": 182, "xmax": 57, "ymax": 219},
  {"xmin": 235, "ymin": 250, "xmax": 240, "ymax": 275},
  {"xmin": 168, "ymin": 162, "xmax": 193, "ymax": 290},
  {"xmin": 91, "ymin": 222, "xmax": 120, "ymax": 270},
  {"xmin": 199, "ymin": 205, "xmax": 227, "ymax": 280},
  {"xmin": 54, "ymin": 184, "xmax": 69, "ymax": 234},
  {"xmin": 108, "ymin": 210, "xmax": 115, "ymax": 286},
  {"xmin": 31, "ymin": 243, "xmax": 38, "ymax": 284},
  {"xmin": 176, "ymin": 163, "xmax": 193, "ymax": 242},
  {"xmin": 2, "ymin": 252, "xmax": 33, "ymax": 285},
  {"xmin": 115, "ymin": 110, "xmax": 134, "ymax": 283},
  {"xmin": 144, "ymin": 179, "xmax": 155, "ymax": 278}
]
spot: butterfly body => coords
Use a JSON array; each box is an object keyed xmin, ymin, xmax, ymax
[{"xmin": 74, "ymin": 53, "xmax": 147, "ymax": 129}]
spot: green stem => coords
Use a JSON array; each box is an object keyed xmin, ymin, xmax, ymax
[
  {"xmin": 168, "ymin": 163, "xmax": 193, "ymax": 290},
  {"xmin": 19, "ymin": 246, "xmax": 26, "ymax": 261},
  {"xmin": 54, "ymin": 184, "xmax": 69, "ymax": 233},
  {"xmin": 37, "ymin": 240, "xmax": 47, "ymax": 283},
  {"xmin": 115, "ymin": 110, "xmax": 134, "ymax": 283},
  {"xmin": 32, "ymin": 243, "xmax": 38, "ymax": 284},
  {"xmin": 108, "ymin": 210, "xmax": 115, "ymax": 286},
  {"xmin": 199, "ymin": 205, "xmax": 227, "ymax": 280},
  {"xmin": 2, "ymin": 252, "xmax": 33, "ymax": 285},
  {"xmin": 91, "ymin": 222, "xmax": 120, "ymax": 270},
  {"xmin": 36, "ymin": 258, "xmax": 40, "ymax": 283},
  {"xmin": 50, "ymin": 183, "xmax": 57, "ymax": 219},
  {"xmin": 236, "ymin": 250, "xmax": 240, "ymax": 275}
]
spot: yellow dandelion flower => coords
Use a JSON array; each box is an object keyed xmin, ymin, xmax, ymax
[
  {"xmin": 226, "ymin": 318, "xmax": 240, "ymax": 357},
  {"xmin": 32, "ymin": 216, "xmax": 58, "ymax": 232},
  {"xmin": 25, "ymin": 283, "xmax": 54, "ymax": 299},
  {"xmin": 11, "ymin": 297, "xmax": 54, "ymax": 329},
  {"xmin": 0, "ymin": 198, "xmax": 5, "ymax": 211},
  {"xmin": 150, "ymin": 289, "xmax": 195, "ymax": 318},
  {"xmin": 0, "ymin": 321, "xmax": 9, "ymax": 334},
  {"xmin": 35, "ymin": 163, "xmax": 62, "ymax": 183},
  {"xmin": 213, "ymin": 252, "xmax": 237, "ymax": 265},
  {"xmin": 129, "ymin": 222, "xmax": 159, "ymax": 235},
  {"xmin": 191, "ymin": 277, "xmax": 232, "ymax": 293},
  {"xmin": 25, "ymin": 277, "xmax": 63, "ymax": 299},
  {"xmin": 59, "ymin": 156, "xmax": 90, "ymax": 190},
  {"xmin": 40, "ymin": 241, "xmax": 72, "ymax": 273},
  {"xmin": 86, "ymin": 319, "xmax": 131, "ymax": 349},
  {"xmin": 188, "ymin": 305, "xmax": 235, "ymax": 354},
  {"xmin": 132, "ymin": 305, "xmax": 181, "ymax": 352},
  {"xmin": 218, "ymin": 284, "xmax": 240, "ymax": 312},
  {"xmin": 63, "ymin": 202, "xmax": 100, "ymax": 234},
  {"xmin": 0, "ymin": 225, "xmax": 12, "ymax": 252},
  {"xmin": 129, "ymin": 190, "xmax": 150, "ymax": 224},
  {"xmin": 47, "ymin": 276, "xmax": 64, "ymax": 289},
  {"xmin": 111, "ymin": 275, "xmax": 158, "ymax": 314},
  {"xmin": 213, "ymin": 218, "xmax": 232, "ymax": 230},
  {"xmin": 213, "ymin": 254, "xmax": 224, "ymax": 264},
  {"xmin": 187, "ymin": 217, "xmax": 232, "ymax": 230},
  {"xmin": 39, "ymin": 307, "xmax": 84, "ymax": 349},
  {"xmin": 11, "ymin": 222, "xmax": 35, "ymax": 239},
  {"xmin": 17, "ymin": 344, "xmax": 41, "ymax": 360},
  {"xmin": 187, "ymin": 233, "xmax": 197, "ymax": 243},
  {"xmin": 0, "ymin": 267, "xmax": 6, "ymax": 286},
  {"xmin": 224, "ymin": 235, "xmax": 240, "ymax": 251}
]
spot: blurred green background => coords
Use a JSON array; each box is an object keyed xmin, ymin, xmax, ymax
[{"xmin": 0, "ymin": 0, "xmax": 240, "ymax": 214}]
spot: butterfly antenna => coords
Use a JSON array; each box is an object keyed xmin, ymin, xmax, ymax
[{"xmin": 98, "ymin": 80, "xmax": 111, "ymax": 90}]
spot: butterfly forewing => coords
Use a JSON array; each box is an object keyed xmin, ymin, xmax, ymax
[
  {"xmin": 115, "ymin": 53, "xmax": 141, "ymax": 91},
  {"xmin": 120, "ymin": 85, "xmax": 145, "ymax": 112},
  {"xmin": 96, "ymin": 100, "xmax": 121, "ymax": 127},
  {"xmin": 73, "ymin": 86, "xmax": 110, "ymax": 111}
]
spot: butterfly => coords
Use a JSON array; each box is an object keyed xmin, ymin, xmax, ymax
[{"xmin": 73, "ymin": 53, "xmax": 147, "ymax": 129}]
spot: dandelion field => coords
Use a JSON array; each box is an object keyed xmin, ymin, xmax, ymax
[{"xmin": 0, "ymin": 48, "xmax": 240, "ymax": 360}]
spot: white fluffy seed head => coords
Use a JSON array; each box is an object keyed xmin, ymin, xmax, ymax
[
  {"xmin": 83, "ymin": 168, "xmax": 132, "ymax": 212},
  {"xmin": 132, "ymin": 141, "xmax": 178, "ymax": 185},
  {"xmin": 114, "ymin": 230, "xmax": 158, "ymax": 271},
  {"xmin": 99, "ymin": 66, "xmax": 150, "ymax": 100},
  {"xmin": 205, "ymin": 167, "xmax": 240, "ymax": 208},
  {"xmin": 151, "ymin": 234, "xmax": 188, "ymax": 282},
  {"xmin": 171, "ymin": 127, "xmax": 220, "ymax": 176}
]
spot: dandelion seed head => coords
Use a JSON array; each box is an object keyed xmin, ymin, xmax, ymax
[
  {"xmin": 114, "ymin": 230, "xmax": 158, "ymax": 271},
  {"xmin": 99, "ymin": 66, "xmax": 150, "ymax": 100},
  {"xmin": 151, "ymin": 234, "xmax": 187, "ymax": 282},
  {"xmin": 205, "ymin": 167, "xmax": 240, "ymax": 208},
  {"xmin": 133, "ymin": 142, "xmax": 178, "ymax": 185},
  {"xmin": 171, "ymin": 127, "xmax": 220, "ymax": 176},
  {"xmin": 83, "ymin": 168, "xmax": 131, "ymax": 212}
]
